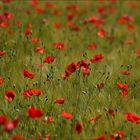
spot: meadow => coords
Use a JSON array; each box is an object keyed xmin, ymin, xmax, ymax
[{"xmin": 0, "ymin": 0, "xmax": 140, "ymax": 139}]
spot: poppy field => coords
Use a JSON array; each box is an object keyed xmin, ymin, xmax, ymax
[{"xmin": 0, "ymin": 0, "xmax": 140, "ymax": 139}]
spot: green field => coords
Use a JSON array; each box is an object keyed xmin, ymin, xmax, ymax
[{"xmin": 0, "ymin": 0, "xmax": 140, "ymax": 140}]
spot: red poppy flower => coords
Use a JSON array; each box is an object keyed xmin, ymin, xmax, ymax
[
  {"xmin": 135, "ymin": 49, "xmax": 140, "ymax": 55},
  {"xmin": 97, "ymin": 82, "xmax": 104, "ymax": 89},
  {"xmin": 0, "ymin": 51, "xmax": 6, "ymax": 57},
  {"xmin": 88, "ymin": 43, "xmax": 97, "ymax": 50},
  {"xmin": 23, "ymin": 70, "xmax": 34, "ymax": 79},
  {"xmin": 90, "ymin": 54, "xmax": 104, "ymax": 63},
  {"xmin": 2, "ymin": 0, "xmax": 12, "ymax": 3},
  {"xmin": 120, "ymin": 71, "xmax": 130, "ymax": 75},
  {"xmin": 82, "ymin": 67, "xmax": 90, "ymax": 77},
  {"xmin": 93, "ymin": 19, "xmax": 105, "ymax": 28},
  {"xmin": 89, "ymin": 114, "xmax": 102, "ymax": 123},
  {"xmin": 45, "ymin": 2, "xmax": 54, "ymax": 8},
  {"xmin": 7, "ymin": 29, "xmax": 13, "ymax": 34},
  {"xmin": 0, "ymin": 77, "xmax": 4, "ymax": 85},
  {"xmin": 117, "ymin": 82, "xmax": 128, "ymax": 96},
  {"xmin": 62, "ymin": 62, "xmax": 77, "ymax": 79},
  {"xmin": 54, "ymin": 42, "xmax": 64, "ymax": 50},
  {"xmin": 117, "ymin": 82, "xmax": 128, "ymax": 91},
  {"xmin": 124, "ymin": 15, "xmax": 134, "ymax": 22},
  {"xmin": 67, "ymin": 13, "xmax": 77, "ymax": 21},
  {"xmin": 122, "ymin": 90, "xmax": 128, "ymax": 96},
  {"xmin": 43, "ymin": 56, "xmax": 54, "ymax": 63},
  {"xmin": 23, "ymin": 89, "xmax": 42, "ymax": 98},
  {"xmin": 14, "ymin": 20, "xmax": 21, "ymax": 26},
  {"xmin": 0, "ymin": 115, "xmax": 7, "ymax": 125},
  {"xmin": 97, "ymin": 29, "xmax": 106, "ymax": 38},
  {"xmin": 66, "ymin": 4, "xmax": 78, "ymax": 11},
  {"xmin": 35, "ymin": 7, "xmax": 44, "ymax": 14},
  {"xmin": 118, "ymin": 17, "xmax": 126, "ymax": 24},
  {"xmin": 5, "ymin": 90, "xmax": 15, "ymax": 102},
  {"xmin": 71, "ymin": 25, "xmax": 81, "ymax": 32},
  {"xmin": 83, "ymin": 16, "xmax": 98, "ymax": 24},
  {"xmin": 62, "ymin": 60, "xmax": 90, "ymax": 79},
  {"xmin": 66, "ymin": 21, "xmax": 74, "ymax": 28},
  {"xmin": 53, "ymin": 23, "xmax": 61, "ymax": 29},
  {"xmin": 126, "ymin": 24, "xmax": 135, "ymax": 30},
  {"xmin": 25, "ymin": 28, "xmax": 32, "ymax": 37},
  {"xmin": 30, "ymin": 0, "xmax": 39, "ymax": 6},
  {"xmin": 108, "ymin": 108, "xmax": 115, "ymax": 116},
  {"xmin": 61, "ymin": 111, "xmax": 74, "ymax": 120},
  {"xmin": 31, "ymin": 37, "xmax": 39, "ymax": 44},
  {"xmin": 4, "ymin": 118, "xmax": 19, "ymax": 133},
  {"xmin": 27, "ymin": 106, "xmax": 43, "ymax": 120},
  {"xmin": 54, "ymin": 98, "xmax": 65, "ymax": 104},
  {"xmin": 125, "ymin": 112, "xmax": 140, "ymax": 124},
  {"xmin": 77, "ymin": 60, "xmax": 89, "ymax": 69},
  {"xmin": 109, "ymin": 7, "xmax": 116, "ymax": 14},
  {"xmin": 0, "ymin": 21, "xmax": 10, "ymax": 28},
  {"xmin": 0, "ymin": 12, "xmax": 13, "ymax": 21},
  {"xmin": 66, "ymin": 63, "xmax": 77, "ymax": 74},
  {"xmin": 75, "ymin": 122, "xmax": 83, "ymax": 134},
  {"xmin": 35, "ymin": 47, "xmax": 44, "ymax": 54},
  {"xmin": 52, "ymin": 9, "xmax": 62, "ymax": 15},
  {"xmin": 48, "ymin": 116, "xmax": 53, "ymax": 123},
  {"xmin": 4, "ymin": 12, "xmax": 14, "ymax": 20},
  {"xmin": 93, "ymin": 135, "xmax": 106, "ymax": 140},
  {"xmin": 44, "ymin": 116, "xmax": 53, "ymax": 123},
  {"xmin": 10, "ymin": 134, "xmax": 25, "ymax": 140},
  {"xmin": 97, "ymin": 7, "xmax": 106, "ymax": 15},
  {"xmin": 110, "ymin": 130, "xmax": 124, "ymax": 140}
]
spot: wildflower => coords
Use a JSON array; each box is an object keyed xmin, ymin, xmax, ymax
[
  {"xmin": 0, "ymin": 115, "xmax": 7, "ymax": 125},
  {"xmin": 117, "ymin": 82, "xmax": 128, "ymax": 96},
  {"xmin": 35, "ymin": 47, "xmax": 44, "ymax": 54},
  {"xmin": 0, "ymin": 21, "xmax": 10, "ymax": 28},
  {"xmin": 110, "ymin": 130, "xmax": 124, "ymax": 140},
  {"xmin": 31, "ymin": 37, "xmax": 39, "ymax": 44},
  {"xmin": 88, "ymin": 43, "xmax": 97, "ymax": 50},
  {"xmin": 23, "ymin": 89, "xmax": 42, "ymax": 98},
  {"xmin": 25, "ymin": 28, "xmax": 32, "ymax": 37},
  {"xmin": 23, "ymin": 70, "xmax": 34, "ymax": 79},
  {"xmin": 5, "ymin": 90, "xmax": 15, "ymax": 102},
  {"xmin": 4, "ymin": 118, "xmax": 20, "ymax": 133},
  {"xmin": 89, "ymin": 114, "xmax": 102, "ymax": 123},
  {"xmin": 125, "ymin": 112, "xmax": 140, "ymax": 124},
  {"xmin": 0, "ymin": 77, "xmax": 4, "ymax": 85},
  {"xmin": 75, "ymin": 122, "xmax": 83, "ymax": 134},
  {"xmin": 27, "ymin": 106, "xmax": 43, "ymax": 120},
  {"xmin": 0, "ymin": 51, "xmax": 6, "ymax": 57},
  {"xmin": 43, "ymin": 56, "xmax": 54, "ymax": 63},
  {"xmin": 120, "ymin": 71, "xmax": 130, "ymax": 75},
  {"xmin": 62, "ymin": 62, "xmax": 77, "ymax": 79},
  {"xmin": 54, "ymin": 42, "xmax": 64, "ymax": 50},
  {"xmin": 93, "ymin": 135, "xmax": 106, "ymax": 140},
  {"xmin": 97, "ymin": 29, "xmax": 106, "ymax": 38},
  {"xmin": 54, "ymin": 98, "xmax": 65, "ymax": 104},
  {"xmin": 53, "ymin": 23, "xmax": 61, "ymax": 29},
  {"xmin": 90, "ymin": 54, "xmax": 104, "ymax": 63},
  {"xmin": 108, "ymin": 108, "xmax": 115, "ymax": 117},
  {"xmin": 61, "ymin": 111, "xmax": 74, "ymax": 120}
]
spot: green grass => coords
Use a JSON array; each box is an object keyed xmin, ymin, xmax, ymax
[{"xmin": 0, "ymin": 0, "xmax": 140, "ymax": 139}]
